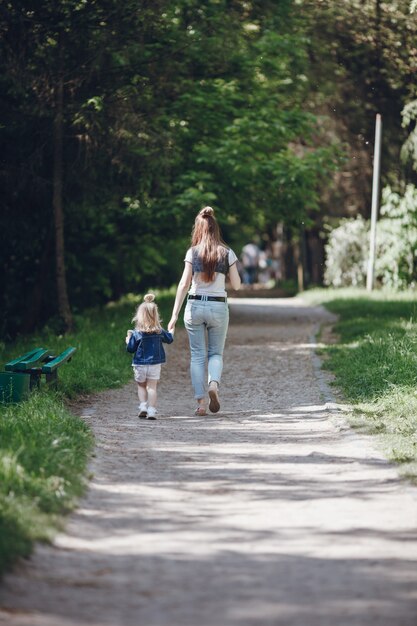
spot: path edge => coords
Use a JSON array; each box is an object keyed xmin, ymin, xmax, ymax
[{"xmin": 308, "ymin": 315, "xmax": 411, "ymax": 476}]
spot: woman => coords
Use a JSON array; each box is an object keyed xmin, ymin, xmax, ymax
[{"xmin": 168, "ymin": 206, "xmax": 241, "ymax": 415}]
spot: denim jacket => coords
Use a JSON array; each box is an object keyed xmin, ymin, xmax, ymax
[{"xmin": 126, "ymin": 329, "xmax": 174, "ymax": 365}]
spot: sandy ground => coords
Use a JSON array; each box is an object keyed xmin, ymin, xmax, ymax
[{"xmin": 1, "ymin": 297, "xmax": 417, "ymax": 626}]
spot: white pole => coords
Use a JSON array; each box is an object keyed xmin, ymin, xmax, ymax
[{"xmin": 366, "ymin": 113, "xmax": 382, "ymax": 291}]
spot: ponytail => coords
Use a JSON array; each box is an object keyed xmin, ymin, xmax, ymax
[{"xmin": 191, "ymin": 207, "xmax": 226, "ymax": 282}]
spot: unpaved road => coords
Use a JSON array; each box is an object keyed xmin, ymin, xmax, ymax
[{"xmin": 1, "ymin": 298, "xmax": 417, "ymax": 626}]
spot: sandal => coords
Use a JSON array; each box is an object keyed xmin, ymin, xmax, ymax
[
  {"xmin": 208, "ymin": 382, "xmax": 220, "ymax": 413},
  {"xmin": 194, "ymin": 406, "xmax": 207, "ymax": 416}
]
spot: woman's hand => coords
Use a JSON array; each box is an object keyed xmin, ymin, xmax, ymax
[{"xmin": 168, "ymin": 316, "xmax": 177, "ymax": 333}]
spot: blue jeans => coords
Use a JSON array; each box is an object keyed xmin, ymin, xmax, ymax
[{"xmin": 184, "ymin": 299, "xmax": 229, "ymax": 399}]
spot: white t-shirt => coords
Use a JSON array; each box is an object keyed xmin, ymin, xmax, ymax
[{"xmin": 185, "ymin": 247, "xmax": 238, "ymax": 297}]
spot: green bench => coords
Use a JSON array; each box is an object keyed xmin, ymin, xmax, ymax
[{"xmin": 0, "ymin": 347, "xmax": 76, "ymax": 403}]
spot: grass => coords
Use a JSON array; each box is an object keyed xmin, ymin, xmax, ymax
[
  {"xmin": 301, "ymin": 288, "xmax": 417, "ymax": 479},
  {"xmin": 0, "ymin": 289, "xmax": 176, "ymax": 574},
  {"xmin": 9, "ymin": 284, "xmax": 417, "ymax": 568},
  {"xmin": 0, "ymin": 394, "xmax": 92, "ymax": 573}
]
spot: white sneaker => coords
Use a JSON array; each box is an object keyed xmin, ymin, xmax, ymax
[
  {"xmin": 138, "ymin": 402, "xmax": 148, "ymax": 419},
  {"xmin": 147, "ymin": 406, "xmax": 157, "ymax": 420}
]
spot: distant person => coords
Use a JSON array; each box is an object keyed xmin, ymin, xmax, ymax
[
  {"xmin": 126, "ymin": 293, "xmax": 174, "ymax": 420},
  {"xmin": 241, "ymin": 240, "xmax": 260, "ymax": 284},
  {"xmin": 168, "ymin": 206, "xmax": 241, "ymax": 416},
  {"xmin": 257, "ymin": 249, "xmax": 269, "ymax": 284}
]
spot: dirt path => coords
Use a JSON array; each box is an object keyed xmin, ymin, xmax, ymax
[{"xmin": 1, "ymin": 298, "xmax": 417, "ymax": 626}]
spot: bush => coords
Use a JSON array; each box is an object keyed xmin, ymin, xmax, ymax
[
  {"xmin": 375, "ymin": 185, "xmax": 417, "ymax": 289},
  {"xmin": 324, "ymin": 185, "xmax": 417, "ymax": 289},
  {"xmin": 324, "ymin": 216, "xmax": 369, "ymax": 287}
]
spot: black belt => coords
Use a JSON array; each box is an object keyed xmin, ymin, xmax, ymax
[{"xmin": 188, "ymin": 295, "xmax": 227, "ymax": 302}]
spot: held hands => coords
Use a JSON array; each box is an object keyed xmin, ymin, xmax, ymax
[{"xmin": 168, "ymin": 316, "xmax": 177, "ymax": 333}]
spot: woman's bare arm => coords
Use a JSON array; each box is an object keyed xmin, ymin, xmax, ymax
[
  {"xmin": 168, "ymin": 263, "xmax": 192, "ymax": 331},
  {"xmin": 228, "ymin": 263, "xmax": 241, "ymax": 290}
]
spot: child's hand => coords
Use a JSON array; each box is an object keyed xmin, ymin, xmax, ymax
[{"xmin": 126, "ymin": 329, "xmax": 133, "ymax": 344}]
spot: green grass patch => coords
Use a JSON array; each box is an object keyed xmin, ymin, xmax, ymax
[
  {"xmin": 0, "ymin": 393, "xmax": 92, "ymax": 573},
  {"xmin": 0, "ymin": 289, "xmax": 176, "ymax": 574},
  {"xmin": 301, "ymin": 288, "xmax": 417, "ymax": 479},
  {"xmin": 0, "ymin": 289, "xmax": 177, "ymax": 398}
]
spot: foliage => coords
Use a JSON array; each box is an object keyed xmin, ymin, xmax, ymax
[
  {"xmin": 324, "ymin": 217, "xmax": 369, "ymax": 288},
  {"xmin": 375, "ymin": 185, "xmax": 417, "ymax": 288},
  {"xmin": 5, "ymin": 0, "xmax": 417, "ymax": 336},
  {"xmin": 401, "ymin": 100, "xmax": 417, "ymax": 171},
  {"xmin": 281, "ymin": 0, "xmax": 417, "ymax": 285},
  {"xmin": 0, "ymin": 1, "xmax": 338, "ymax": 338},
  {"xmin": 324, "ymin": 185, "xmax": 417, "ymax": 289},
  {"xmin": 301, "ymin": 0, "xmax": 417, "ymax": 221},
  {"xmin": 302, "ymin": 288, "xmax": 417, "ymax": 480},
  {"xmin": 302, "ymin": 0, "xmax": 417, "ymax": 113}
]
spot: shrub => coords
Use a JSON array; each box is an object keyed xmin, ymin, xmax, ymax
[
  {"xmin": 324, "ymin": 216, "xmax": 369, "ymax": 287},
  {"xmin": 375, "ymin": 185, "xmax": 417, "ymax": 289},
  {"xmin": 324, "ymin": 185, "xmax": 417, "ymax": 289}
]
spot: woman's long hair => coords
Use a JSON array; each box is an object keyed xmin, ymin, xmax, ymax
[{"xmin": 191, "ymin": 206, "xmax": 227, "ymax": 282}]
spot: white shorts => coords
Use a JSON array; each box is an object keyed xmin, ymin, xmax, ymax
[{"xmin": 132, "ymin": 364, "xmax": 161, "ymax": 383}]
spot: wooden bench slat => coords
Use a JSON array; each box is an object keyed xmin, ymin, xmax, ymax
[
  {"xmin": 5, "ymin": 348, "xmax": 51, "ymax": 372},
  {"xmin": 4, "ymin": 348, "xmax": 42, "ymax": 370},
  {"xmin": 2, "ymin": 346, "xmax": 76, "ymax": 401},
  {"xmin": 42, "ymin": 347, "xmax": 76, "ymax": 373}
]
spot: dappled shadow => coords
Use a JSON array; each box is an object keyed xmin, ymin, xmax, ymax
[
  {"xmin": 2, "ymin": 394, "xmax": 415, "ymax": 625},
  {"xmin": 2, "ymin": 546, "xmax": 416, "ymax": 626},
  {"xmin": 229, "ymin": 297, "xmax": 336, "ymax": 326},
  {"xmin": 1, "ymin": 297, "xmax": 417, "ymax": 626}
]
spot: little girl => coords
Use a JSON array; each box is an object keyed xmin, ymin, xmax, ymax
[{"xmin": 126, "ymin": 293, "xmax": 174, "ymax": 420}]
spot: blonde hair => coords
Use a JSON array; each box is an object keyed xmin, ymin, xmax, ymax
[
  {"xmin": 191, "ymin": 206, "xmax": 227, "ymax": 282},
  {"xmin": 132, "ymin": 293, "xmax": 162, "ymax": 333}
]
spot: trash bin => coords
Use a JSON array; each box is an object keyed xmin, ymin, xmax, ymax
[{"xmin": 0, "ymin": 372, "xmax": 31, "ymax": 403}]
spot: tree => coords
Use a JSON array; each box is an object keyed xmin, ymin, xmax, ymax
[{"xmin": 0, "ymin": 0, "xmax": 339, "ymax": 336}]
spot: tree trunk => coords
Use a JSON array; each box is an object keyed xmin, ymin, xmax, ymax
[
  {"xmin": 299, "ymin": 225, "xmax": 309, "ymax": 289},
  {"xmin": 294, "ymin": 243, "xmax": 304, "ymax": 292},
  {"xmin": 375, "ymin": 0, "xmax": 381, "ymax": 53},
  {"xmin": 24, "ymin": 224, "xmax": 54, "ymax": 332},
  {"xmin": 53, "ymin": 71, "xmax": 73, "ymax": 332},
  {"xmin": 374, "ymin": 0, "xmax": 382, "ymax": 87},
  {"xmin": 307, "ymin": 229, "xmax": 324, "ymax": 285},
  {"xmin": 293, "ymin": 227, "xmax": 307, "ymax": 292}
]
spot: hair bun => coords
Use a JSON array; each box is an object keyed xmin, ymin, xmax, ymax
[
  {"xmin": 144, "ymin": 293, "xmax": 155, "ymax": 303},
  {"xmin": 200, "ymin": 206, "xmax": 214, "ymax": 218}
]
